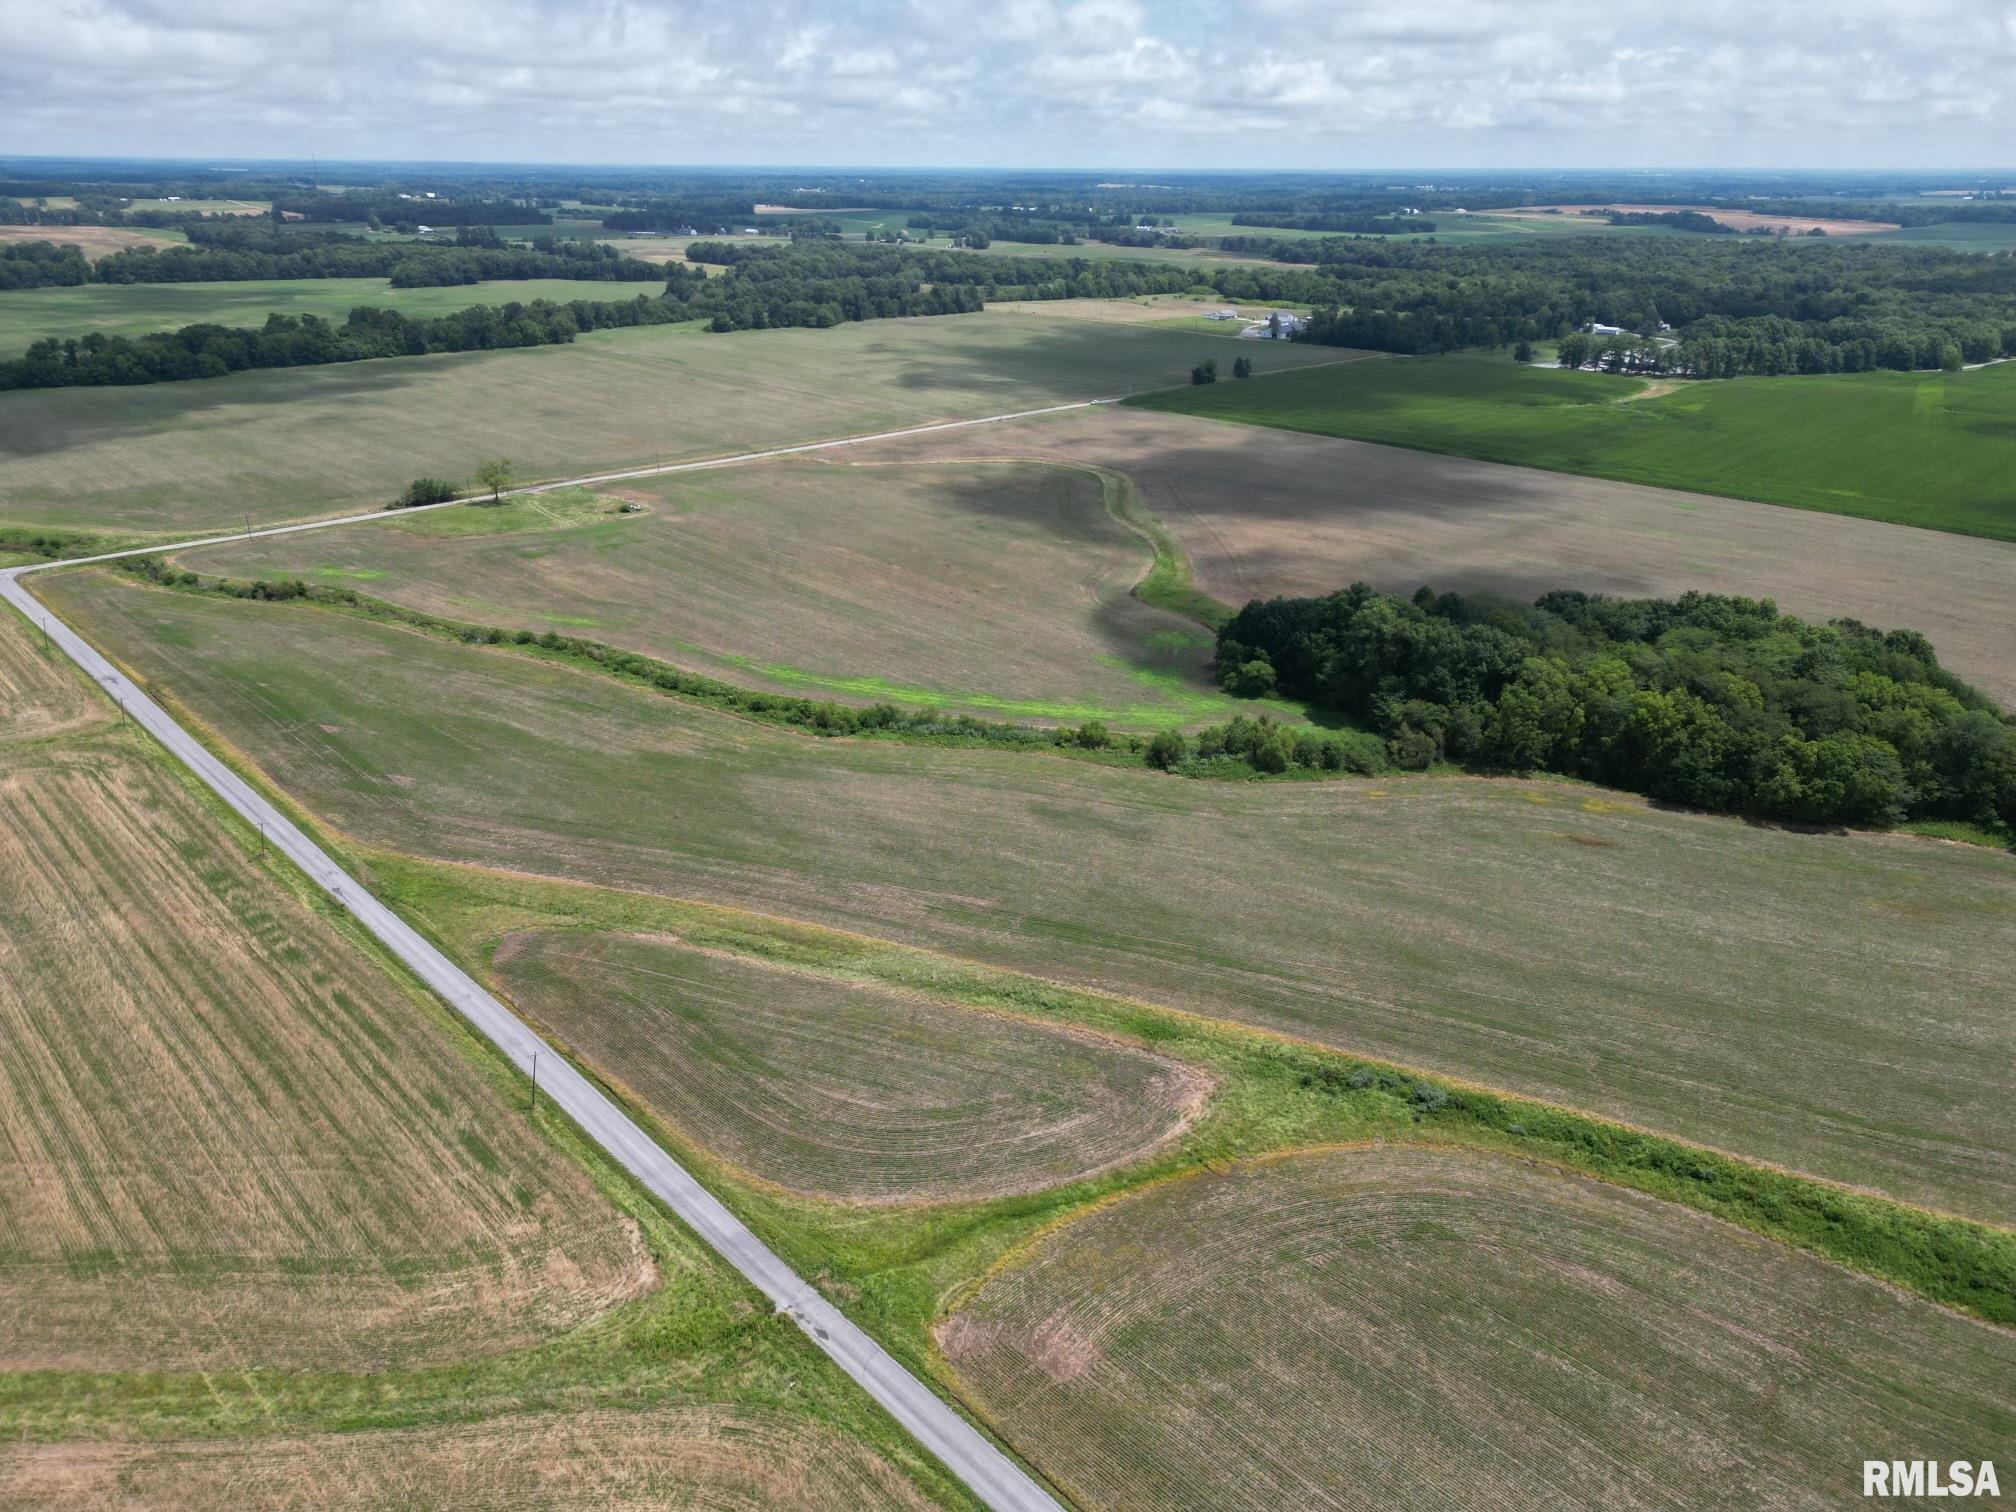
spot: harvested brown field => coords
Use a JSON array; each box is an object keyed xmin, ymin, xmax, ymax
[
  {"xmin": 47, "ymin": 573, "xmax": 2016, "ymax": 1225},
  {"xmin": 0, "ymin": 618, "xmax": 653, "ymax": 1371},
  {"xmin": 1497, "ymin": 203, "xmax": 1899, "ymax": 236},
  {"xmin": 0, "ymin": 226, "xmax": 183, "ymax": 260},
  {"xmin": 0, "ymin": 1405, "xmax": 936, "ymax": 1509},
  {"xmin": 942, "ymin": 1146, "xmax": 2016, "ymax": 1510},
  {"xmin": 0, "ymin": 604, "xmax": 106, "ymax": 745},
  {"xmin": 0, "ymin": 225, "xmax": 184, "ymax": 259},
  {"xmin": 187, "ymin": 458, "xmax": 1247, "ymax": 725},
  {"xmin": 493, "ymin": 931, "xmax": 1207, "ymax": 1203},
  {"xmin": 614, "ymin": 235, "xmax": 712, "ymax": 265},
  {"xmin": 854, "ymin": 405, "xmax": 2016, "ymax": 708}
]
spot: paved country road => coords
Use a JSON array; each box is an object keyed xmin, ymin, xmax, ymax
[{"xmin": 1, "ymin": 403, "xmax": 1088, "ymax": 1512}]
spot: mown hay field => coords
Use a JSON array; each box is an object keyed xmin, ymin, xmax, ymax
[
  {"xmin": 942, "ymin": 1146, "xmax": 2016, "ymax": 1510},
  {"xmin": 494, "ymin": 931, "xmax": 1206, "ymax": 1203},
  {"xmin": 0, "ymin": 276, "xmax": 678, "ymax": 356},
  {"xmin": 854, "ymin": 405, "xmax": 2016, "ymax": 710},
  {"xmin": 1131, "ymin": 352, "xmax": 2016, "ymax": 541},
  {"xmin": 187, "ymin": 459, "xmax": 1261, "ymax": 725},
  {"xmin": 0, "ymin": 311, "xmax": 1349, "ymax": 537},
  {"xmin": 0, "ymin": 610, "xmax": 653, "ymax": 1372},
  {"xmin": 0, "ymin": 1405, "xmax": 938, "ymax": 1510},
  {"xmin": 48, "ymin": 573, "xmax": 2016, "ymax": 1225}
]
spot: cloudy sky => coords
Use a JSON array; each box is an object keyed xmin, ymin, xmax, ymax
[{"xmin": 4, "ymin": 0, "xmax": 2011, "ymax": 169}]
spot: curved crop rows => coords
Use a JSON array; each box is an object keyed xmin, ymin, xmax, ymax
[
  {"xmin": 942, "ymin": 1147, "xmax": 2016, "ymax": 1510},
  {"xmin": 495, "ymin": 930, "xmax": 1207, "ymax": 1203}
]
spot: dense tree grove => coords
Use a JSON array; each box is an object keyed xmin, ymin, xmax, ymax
[
  {"xmin": 1215, "ymin": 585, "xmax": 2016, "ymax": 831},
  {"xmin": 676, "ymin": 241, "xmax": 984, "ymax": 327},
  {"xmin": 682, "ymin": 239, "xmax": 1338, "ymax": 306},
  {"xmin": 1601, "ymin": 210, "xmax": 1733, "ymax": 233},
  {"xmin": 1295, "ymin": 237, "xmax": 2016, "ymax": 374},
  {"xmin": 0, "ymin": 241, "xmax": 94, "ymax": 290}
]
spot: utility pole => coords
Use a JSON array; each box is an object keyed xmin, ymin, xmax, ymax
[
  {"xmin": 529, "ymin": 1050, "xmax": 541, "ymax": 1114},
  {"xmin": 258, "ymin": 819, "xmax": 266, "ymax": 858}
]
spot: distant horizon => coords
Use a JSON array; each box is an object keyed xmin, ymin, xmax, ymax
[{"xmin": 6, "ymin": 155, "xmax": 2014, "ymax": 181}]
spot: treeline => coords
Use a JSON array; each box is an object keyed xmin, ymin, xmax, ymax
[
  {"xmin": 1294, "ymin": 237, "xmax": 2016, "ymax": 374},
  {"xmin": 1231, "ymin": 212, "xmax": 1433, "ymax": 235},
  {"xmin": 0, "ymin": 241, "xmax": 1024, "ymax": 386},
  {"xmin": 683, "ymin": 239, "xmax": 1345, "ymax": 306},
  {"xmin": 0, "ymin": 292, "xmax": 694, "ymax": 389},
  {"xmin": 270, "ymin": 194, "xmax": 550, "ymax": 228},
  {"xmin": 1741, "ymin": 199, "xmax": 2016, "ymax": 230},
  {"xmin": 1604, "ymin": 210, "xmax": 1734, "ymax": 234},
  {"xmin": 0, "ymin": 227, "xmax": 662, "ymax": 289},
  {"xmin": 1215, "ymin": 585, "xmax": 2016, "ymax": 832},
  {"xmin": 602, "ymin": 197, "xmax": 761, "ymax": 233},
  {"xmin": 0, "ymin": 241, "xmax": 93, "ymax": 290}
]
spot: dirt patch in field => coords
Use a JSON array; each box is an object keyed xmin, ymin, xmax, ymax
[
  {"xmin": 0, "ymin": 1407, "xmax": 936, "ymax": 1509},
  {"xmin": 851, "ymin": 405, "xmax": 2016, "ymax": 709},
  {"xmin": 1616, "ymin": 379, "xmax": 1678, "ymax": 401}
]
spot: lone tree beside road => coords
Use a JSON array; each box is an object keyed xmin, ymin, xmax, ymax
[{"xmin": 473, "ymin": 458, "xmax": 515, "ymax": 503}]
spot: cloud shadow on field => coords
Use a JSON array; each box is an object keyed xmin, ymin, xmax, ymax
[
  {"xmin": 0, "ymin": 346, "xmax": 515, "ymax": 467},
  {"xmin": 844, "ymin": 401, "xmax": 2016, "ymax": 711}
]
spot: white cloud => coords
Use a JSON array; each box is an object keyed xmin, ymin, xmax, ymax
[{"xmin": 0, "ymin": 0, "xmax": 2007, "ymax": 166}]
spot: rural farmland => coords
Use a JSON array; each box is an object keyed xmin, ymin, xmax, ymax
[
  {"xmin": 46, "ymin": 573, "xmax": 2016, "ymax": 1226},
  {"xmin": 0, "ymin": 598, "xmax": 975, "ymax": 1503},
  {"xmin": 0, "ymin": 1407, "xmax": 943, "ymax": 1509},
  {"xmin": 853, "ymin": 403, "xmax": 2016, "ymax": 709},
  {"xmin": 1132, "ymin": 352, "xmax": 2016, "ymax": 541},
  {"xmin": 0, "ymin": 311, "xmax": 1349, "ymax": 536},
  {"xmin": 493, "ymin": 930, "xmax": 1208, "ymax": 1202},
  {"xmin": 0, "ymin": 276, "xmax": 681, "ymax": 355},
  {"xmin": 187, "ymin": 458, "xmax": 1260, "ymax": 725},
  {"xmin": 9, "ymin": 128, "xmax": 2016, "ymax": 1509},
  {"xmin": 0, "ymin": 606, "xmax": 654, "ymax": 1371},
  {"xmin": 943, "ymin": 1147, "xmax": 2016, "ymax": 1509}
]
